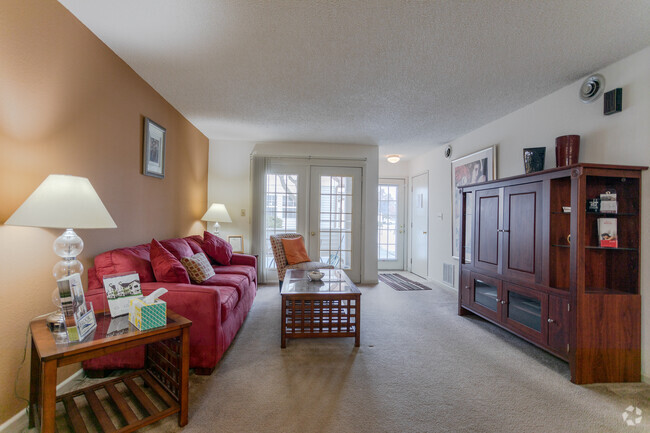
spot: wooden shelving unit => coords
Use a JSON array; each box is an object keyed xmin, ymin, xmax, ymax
[{"xmin": 458, "ymin": 163, "xmax": 646, "ymax": 384}]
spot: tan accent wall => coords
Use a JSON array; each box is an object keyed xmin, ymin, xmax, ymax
[{"xmin": 0, "ymin": 0, "xmax": 208, "ymax": 422}]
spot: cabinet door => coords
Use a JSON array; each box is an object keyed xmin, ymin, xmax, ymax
[
  {"xmin": 547, "ymin": 295, "xmax": 570, "ymax": 359},
  {"xmin": 502, "ymin": 282, "xmax": 547, "ymax": 345},
  {"xmin": 502, "ymin": 182, "xmax": 542, "ymax": 283},
  {"xmin": 468, "ymin": 272, "xmax": 502, "ymax": 322},
  {"xmin": 474, "ymin": 188, "xmax": 501, "ymax": 274},
  {"xmin": 460, "ymin": 269, "xmax": 471, "ymax": 306}
]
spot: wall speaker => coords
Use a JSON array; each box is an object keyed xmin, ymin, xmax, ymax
[
  {"xmin": 579, "ymin": 73, "xmax": 605, "ymax": 103},
  {"xmin": 444, "ymin": 145, "xmax": 452, "ymax": 159},
  {"xmin": 604, "ymin": 88, "xmax": 622, "ymax": 115}
]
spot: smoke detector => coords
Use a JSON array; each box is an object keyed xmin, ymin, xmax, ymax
[{"xmin": 579, "ymin": 73, "xmax": 605, "ymax": 103}]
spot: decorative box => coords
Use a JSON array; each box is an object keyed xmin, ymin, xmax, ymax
[{"xmin": 129, "ymin": 297, "xmax": 167, "ymax": 331}]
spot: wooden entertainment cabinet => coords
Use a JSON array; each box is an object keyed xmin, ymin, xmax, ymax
[{"xmin": 457, "ymin": 163, "xmax": 645, "ymax": 384}]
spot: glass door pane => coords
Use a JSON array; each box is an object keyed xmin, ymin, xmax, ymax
[
  {"xmin": 474, "ymin": 279, "xmax": 498, "ymax": 312},
  {"xmin": 507, "ymin": 291, "xmax": 542, "ymax": 332},
  {"xmin": 265, "ymin": 173, "xmax": 299, "ymax": 270},
  {"xmin": 310, "ymin": 166, "xmax": 362, "ymax": 282},
  {"xmin": 378, "ymin": 184, "xmax": 398, "ymax": 261}
]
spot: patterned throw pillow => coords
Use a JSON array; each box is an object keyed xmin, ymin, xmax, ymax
[{"xmin": 181, "ymin": 252, "xmax": 216, "ymax": 284}]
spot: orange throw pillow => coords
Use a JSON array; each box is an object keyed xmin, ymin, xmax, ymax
[{"xmin": 281, "ymin": 237, "xmax": 310, "ymax": 265}]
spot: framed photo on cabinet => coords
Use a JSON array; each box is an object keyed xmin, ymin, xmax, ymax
[
  {"xmin": 451, "ymin": 145, "xmax": 496, "ymax": 259},
  {"xmin": 143, "ymin": 117, "xmax": 166, "ymax": 178}
]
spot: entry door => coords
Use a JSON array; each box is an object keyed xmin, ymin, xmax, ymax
[
  {"xmin": 309, "ymin": 166, "xmax": 363, "ymax": 282},
  {"xmin": 411, "ymin": 172, "xmax": 428, "ymax": 278},
  {"xmin": 378, "ymin": 178, "xmax": 406, "ymax": 270}
]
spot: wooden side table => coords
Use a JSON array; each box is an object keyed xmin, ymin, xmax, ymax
[{"xmin": 29, "ymin": 310, "xmax": 191, "ymax": 432}]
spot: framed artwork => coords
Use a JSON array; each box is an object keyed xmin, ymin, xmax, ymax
[
  {"xmin": 228, "ymin": 235, "xmax": 244, "ymax": 253},
  {"xmin": 143, "ymin": 117, "xmax": 166, "ymax": 178},
  {"xmin": 451, "ymin": 146, "xmax": 496, "ymax": 259}
]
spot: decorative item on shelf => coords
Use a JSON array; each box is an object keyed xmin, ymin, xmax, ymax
[
  {"xmin": 604, "ymin": 88, "xmax": 622, "ymax": 115},
  {"xmin": 599, "ymin": 190, "xmax": 617, "ymax": 213},
  {"xmin": 386, "ymin": 154, "xmax": 401, "ymax": 164},
  {"xmin": 227, "ymin": 235, "xmax": 244, "ymax": 253},
  {"xmin": 555, "ymin": 135, "xmax": 580, "ymax": 167},
  {"xmin": 143, "ymin": 117, "xmax": 166, "ymax": 178},
  {"xmin": 598, "ymin": 218, "xmax": 618, "ymax": 248},
  {"xmin": 4, "ymin": 174, "xmax": 117, "ymax": 336},
  {"xmin": 201, "ymin": 203, "xmax": 232, "ymax": 236},
  {"xmin": 586, "ymin": 198, "xmax": 600, "ymax": 212},
  {"xmin": 523, "ymin": 147, "xmax": 546, "ymax": 174}
]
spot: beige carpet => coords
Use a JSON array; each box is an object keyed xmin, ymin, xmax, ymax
[{"xmin": 61, "ymin": 278, "xmax": 650, "ymax": 433}]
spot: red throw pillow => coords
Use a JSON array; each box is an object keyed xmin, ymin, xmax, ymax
[
  {"xmin": 281, "ymin": 237, "xmax": 310, "ymax": 265},
  {"xmin": 203, "ymin": 231, "xmax": 233, "ymax": 265},
  {"xmin": 150, "ymin": 239, "xmax": 190, "ymax": 283}
]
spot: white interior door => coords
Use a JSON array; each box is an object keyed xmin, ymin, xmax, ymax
[
  {"xmin": 378, "ymin": 178, "xmax": 406, "ymax": 270},
  {"xmin": 309, "ymin": 166, "xmax": 362, "ymax": 282},
  {"xmin": 411, "ymin": 172, "xmax": 428, "ymax": 278}
]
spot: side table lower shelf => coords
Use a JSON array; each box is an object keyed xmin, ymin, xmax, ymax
[{"xmin": 55, "ymin": 370, "xmax": 178, "ymax": 433}]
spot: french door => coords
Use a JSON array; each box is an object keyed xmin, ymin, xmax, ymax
[
  {"xmin": 378, "ymin": 179, "xmax": 406, "ymax": 270},
  {"xmin": 309, "ymin": 166, "xmax": 362, "ymax": 282},
  {"xmin": 263, "ymin": 163, "xmax": 362, "ymax": 283}
]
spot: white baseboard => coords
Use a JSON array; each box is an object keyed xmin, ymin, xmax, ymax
[{"xmin": 0, "ymin": 368, "xmax": 84, "ymax": 433}]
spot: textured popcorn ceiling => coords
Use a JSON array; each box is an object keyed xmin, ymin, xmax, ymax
[{"xmin": 59, "ymin": 0, "xmax": 650, "ymax": 159}]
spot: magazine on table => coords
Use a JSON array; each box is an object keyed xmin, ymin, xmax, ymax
[
  {"xmin": 102, "ymin": 272, "xmax": 142, "ymax": 317},
  {"xmin": 57, "ymin": 273, "xmax": 96, "ymax": 342}
]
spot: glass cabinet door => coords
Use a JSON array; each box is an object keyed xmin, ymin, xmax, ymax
[
  {"xmin": 469, "ymin": 273, "xmax": 501, "ymax": 321},
  {"xmin": 502, "ymin": 282, "xmax": 547, "ymax": 344}
]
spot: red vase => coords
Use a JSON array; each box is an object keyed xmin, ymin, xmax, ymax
[{"xmin": 555, "ymin": 135, "xmax": 580, "ymax": 167}]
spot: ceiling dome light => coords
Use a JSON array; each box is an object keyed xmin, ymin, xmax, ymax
[{"xmin": 387, "ymin": 155, "xmax": 400, "ymax": 163}]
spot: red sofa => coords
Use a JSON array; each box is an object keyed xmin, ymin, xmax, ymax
[{"xmin": 82, "ymin": 233, "xmax": 257, "ymax": 375}]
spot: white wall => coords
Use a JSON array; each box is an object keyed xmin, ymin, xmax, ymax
[
  {"xmin": 209, "ymin": 140, "xmax": 379, "ymax": 283},
  {"xmin": 410, "ymin": 46, "xmax": 650, "ymax": 380}
]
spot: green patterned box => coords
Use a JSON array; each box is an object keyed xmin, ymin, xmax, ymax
[{"xmin": 129, "ymin": 298, "xmax": 167, "ymax": 331}]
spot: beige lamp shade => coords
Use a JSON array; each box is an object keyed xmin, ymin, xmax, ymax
[
  {"xmin": 5, "ymin": 174, "xmax": 117, "ymax": 229},
  {"xmin": 201, "ymin": 203, "xmax": 232, "ymax": 223}
]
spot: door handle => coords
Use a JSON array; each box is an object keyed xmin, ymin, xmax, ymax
[
  {"xmin": 311, "ymin": 232, "xmax": 315, "ymax": 236},
  {"xmin": 423, "ymin": 231, "xmax": 427, "ymax": 234}
]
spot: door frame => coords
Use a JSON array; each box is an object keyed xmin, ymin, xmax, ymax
[{"xmin": 378, "ymin": 177, "xmax": 407, "ymax": 271}]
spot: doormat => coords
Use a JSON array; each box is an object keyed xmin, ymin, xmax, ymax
[{"xmin": 378, "ymin": 273, "xmax": 432, "ymax": 291}]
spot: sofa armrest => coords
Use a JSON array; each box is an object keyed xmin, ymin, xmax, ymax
[{"xmin": 231, "ymin": 253, "xmax": 257, "ymax": 270}]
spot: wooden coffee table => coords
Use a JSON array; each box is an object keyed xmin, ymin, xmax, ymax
[
  {"xmin": 29, "ymin": 309, "xmax": 191, "ymax": 433},
  {"xmin": 281, "ymin": 269, "xmax": 361, "ymax": 348}
]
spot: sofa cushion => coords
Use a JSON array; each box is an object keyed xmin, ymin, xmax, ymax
[
  {"xmin": 202, "ymin": 231, "xmax": 232, "ymax": 265},
  {"xmin": 94, "ymin": 244, "xmax": 155, "ymax": 283},
  {"xmin": 181, "ymin": 253, "xmax": 215, "ymax": 284},
  {"xmin": 212, "ymin": 265, "xmax": 257, "ymax": 284},
  {"xmin": 281, "ymin": 237, "xmax": 310, "ymax": 265},
  {"xmin": 216, "ymin": 286, "xmax": 239, "ymax": 323},
  {"xmin": 184, "ymin": 235, "xmax": 205, "ymax": 255},
  {"xmin": 200, "ymin": 273, "xmax": 248, "ymax": 297},
  {"xmin": 160, "ymin": 238, "xmax": 194, "ymax": 261},
  {"xmin": 150, "ymin": 239, "xmax": 190, "ymax": 284}
]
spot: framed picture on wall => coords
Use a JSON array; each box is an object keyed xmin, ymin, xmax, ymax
[
  {"xmin": 228, "ymin": 235, "xmax": 244, "ymax": 253},
  {"xmin": 451, "ymin": 146, "xmax": 496, "ymax": 259},
  {"xmin": 143, "ymin": 117, "xmax": 166, "ymax": 178}
]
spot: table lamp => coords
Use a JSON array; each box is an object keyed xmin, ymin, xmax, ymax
[
  {"xmin": 5, "ymin": 174, "xmax": 117, "ymax": 336},
  {"xmin": 201, "ymin": 203, "xmax": 231, "ymax": 236}
]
